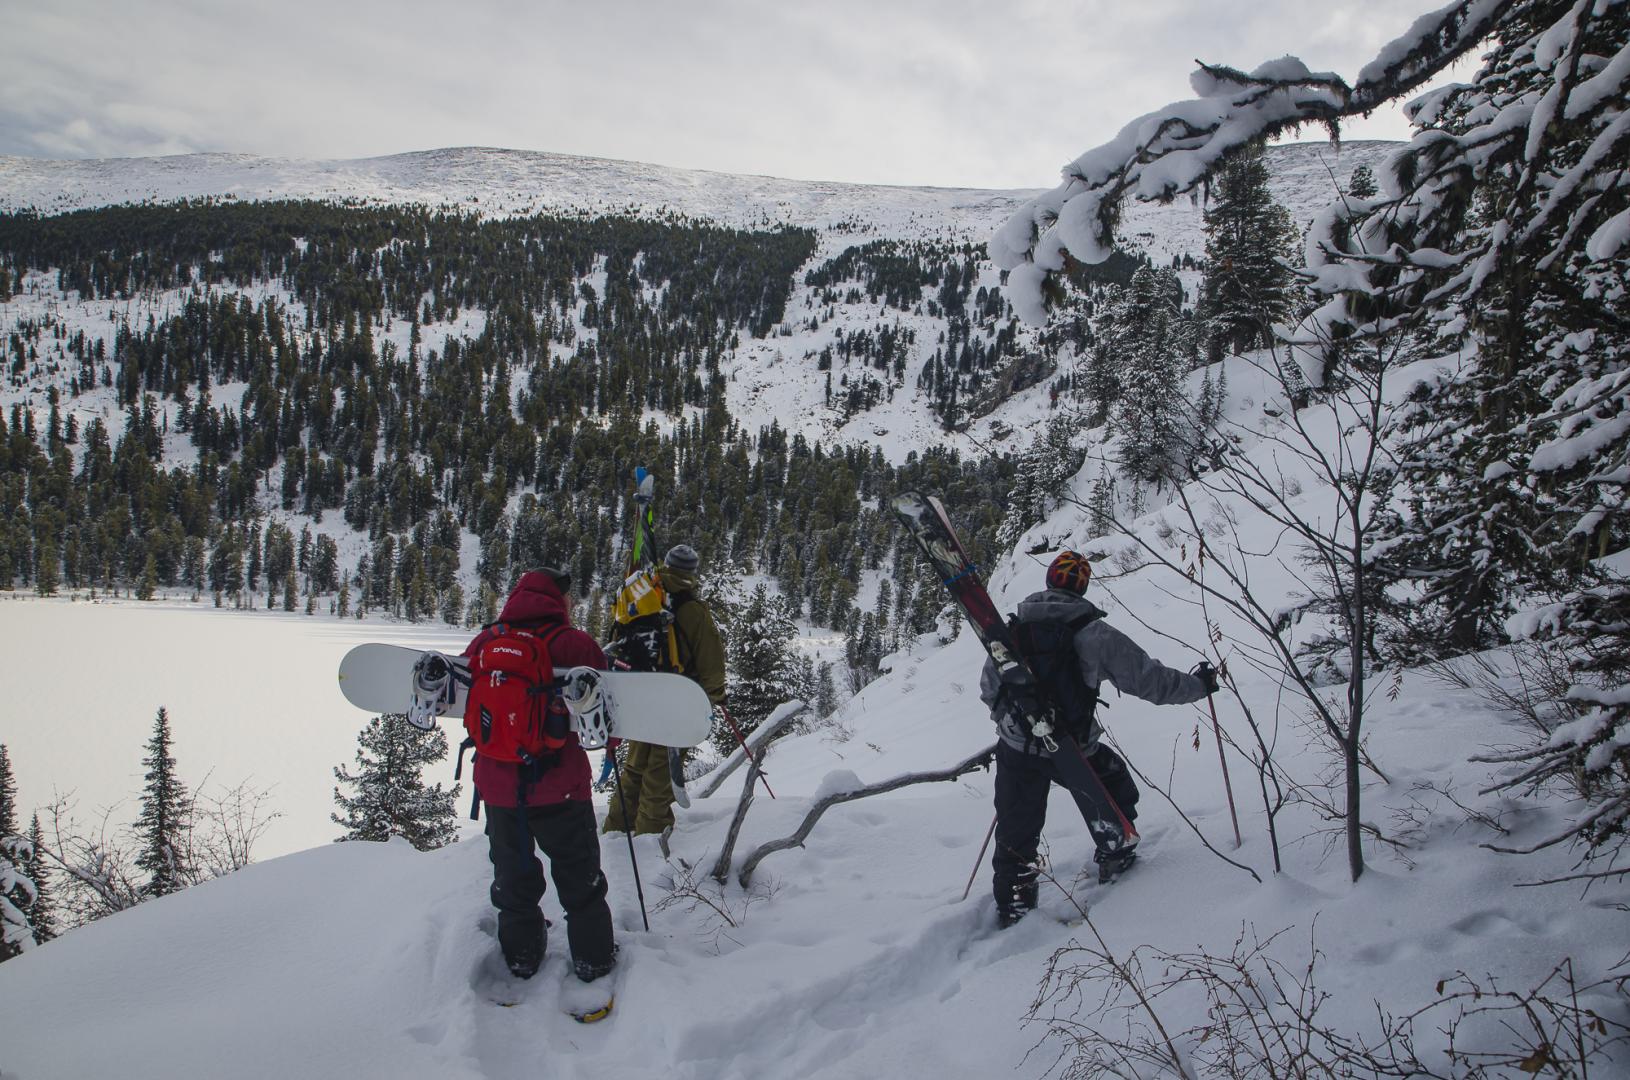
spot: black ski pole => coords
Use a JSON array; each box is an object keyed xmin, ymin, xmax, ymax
[
  {"xmin": 612, "ymin": 766, "xmax": 651, "ymax": 932},
  {"xmin": 1208, "ymin": 667, "xmax": 1242, "ymax": 850}
]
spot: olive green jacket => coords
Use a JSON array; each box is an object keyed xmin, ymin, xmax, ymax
[{"xmin": 659, "ymin": 566, "xmax": 728, "ymax": 705}]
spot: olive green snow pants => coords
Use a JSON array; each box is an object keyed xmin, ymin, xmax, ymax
[{"xmin": 601, "ymin": 740, "xmax": 674, "ymax": 836}]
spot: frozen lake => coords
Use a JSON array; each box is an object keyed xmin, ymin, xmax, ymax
[{"xmin": 0, "ymin": 595, "xmax": 475, "ymax": 857}]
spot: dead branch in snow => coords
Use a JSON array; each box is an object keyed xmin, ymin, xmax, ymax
[{"xmin": 734, "ymin": 744, "xmax": 997, "ymax": 888}]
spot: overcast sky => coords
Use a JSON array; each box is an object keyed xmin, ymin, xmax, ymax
[{"xmin": 1, "ymin": 0, "xmax": 1464, "ymax": 189}]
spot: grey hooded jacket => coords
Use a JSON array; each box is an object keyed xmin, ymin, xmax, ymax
[{"xmin": 979, "ymin": 589, "xmax": 1208, "ymax": 754}]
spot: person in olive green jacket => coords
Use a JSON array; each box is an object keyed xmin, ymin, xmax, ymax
[{"xmin": 603, "ymin": 544, "xmax": 727, "ymax": 836}]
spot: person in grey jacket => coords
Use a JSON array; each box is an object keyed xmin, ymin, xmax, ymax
[{"xmin": 979, "ymin": 550, "xmax": 1218, "ymax": 927}]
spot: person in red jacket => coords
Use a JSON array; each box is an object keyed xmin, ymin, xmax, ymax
[{"xmin": 463, "ymin": 568, "xmax": 617, "ymax": 983}]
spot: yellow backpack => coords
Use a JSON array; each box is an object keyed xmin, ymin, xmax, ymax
[{"xmin": 608, "ymin": 568, "xmax": 680, "ymax": 672}]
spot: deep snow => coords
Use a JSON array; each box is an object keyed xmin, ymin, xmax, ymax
[{"xmin": 1, "ymin": 593, "xmax": 1623, "ymax": 1079}]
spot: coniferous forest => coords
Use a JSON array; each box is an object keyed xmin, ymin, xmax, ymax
[{"xmin": 0, "ymin": 199, "xmax": 1025, "ymax": 676}]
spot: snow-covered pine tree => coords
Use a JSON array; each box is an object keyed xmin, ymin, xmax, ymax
[
  {"xmin": 996, "ymin": 447, "xmax": 1043, "ymax": 549},
  {"xmin": 998, "ymin": 412, "xmax": 1083, "ymax": 547},
  {"xmin": 25, "ymin": 813, "xmax": 56, "ymax": 946},
  {"xmin": 813, "ymin": 661, "xmax": 837, "ymax": 719},
  {"xmin": 0, "ymin": 744, "xmax": 16, "ymax": 847},
  {"xmin": 1, "ymin": 745, "xmax": 37, "ymax": 960},
  {"xmin": 1477, "ymin": 587, "xmax": 1630, "ymax": 874},
  {"xmin": 1334, "ymin": 0, "xmax": 1630, "ymax": 659},
  {"xmin": 846, "ymin": 611, "xmax": 885, "ymax": 689},
  {"xmin": 1038, "ymin": 411, "xmax": 1085, "ymax": 504},
  {"xmin": 724, "ymin": 584, "xmax": 800, "ymax": 754},
  {"xmin": 1087, "ymin": 461, "xmax": 1117, "ymax": 538},
  {"xmin": 1346, "ymin": 162, "xmax": 1377, "ymax": 199},
  {"xmin": 134, "ymin": 708, "xmax": 192, "ymax": 898},
  {"xmin": 331, "ymin": 715, "xmax": 458, "ymax": 850},
  {"xmin": 0, "ymin": 836, "xmax": 35, "ymax": 962},
  {"xmin": 1197, "ymin": 144, "xmax": 1299, "ymax": 360},
  {"xmin": 1111, "ymin": 267, "xmax": 1195, "ymax": 485}
]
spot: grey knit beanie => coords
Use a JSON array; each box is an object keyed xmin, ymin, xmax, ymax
[{"xmin": 665, "ymin": 544, "xmax": 700, "ymax": 572}]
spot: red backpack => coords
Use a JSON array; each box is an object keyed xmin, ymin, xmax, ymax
[{"xmin": 464, "ymin": 623, "xmax": 570, "ymax": 764}]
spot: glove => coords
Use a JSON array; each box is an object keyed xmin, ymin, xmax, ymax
[{"xmin": 1192, "ymin": 661, "xmax": 1221, "ymax": 696}]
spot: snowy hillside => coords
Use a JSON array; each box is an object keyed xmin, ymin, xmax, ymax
[
  {"xmin": 3, "ymin": 327, "xmax": 1627, "ymax": 1078},
  {"xmin": 1, "ymin": 345, "xmax": 1624, "ymax": 1075},
  {"xmin": 0, "ymin": 143, "xmax": 1395, "ymax": 462}
]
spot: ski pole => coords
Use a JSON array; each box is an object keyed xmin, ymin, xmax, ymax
[
  {"xmin": 612, "ymin": 767, "xmax": 651, "ymax": 932},
  {"xmin": 1206, "ymin": 686, "xmax": 1242, "ymax": 850},
  {"xmin": 718, "ymin": 705, "xmax": 775, "ymax": 799},
  {"xmin": 961, "ymin": 814, "xmax": 998, "ymax": 901}
]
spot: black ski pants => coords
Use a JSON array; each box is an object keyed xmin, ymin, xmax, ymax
[
  {"xmin": 484, "ymin": 800, "xmax": 615, "ymax": 972},
  {"xmin": 992, "ymin": 740, "xmax": 1139, "ymax": 912}
]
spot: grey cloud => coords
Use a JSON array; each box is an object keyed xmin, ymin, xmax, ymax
[{"xmin": 1, "ymin": 0, "xmax": 1442, "ymax": 187}]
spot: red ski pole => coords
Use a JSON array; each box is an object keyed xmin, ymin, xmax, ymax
[{"xmin": 718, "ymin": 705, "xmax": 775, "ymax": 799}]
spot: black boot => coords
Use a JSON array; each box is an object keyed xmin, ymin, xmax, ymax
[
  {"xmin": 573, "ymin": 943, "xmax": 620, "ymax": 983},
  {"xmin": 506, "ymin": 941, "xmax": 543, "ymax": 980},
  {"xmin": 996, "ymin": 879, "xmax": 1038, "ymax": 928},
  {"xmin": 1094, "ymin": 846, "xmax": 1138, "ymax": 884}
]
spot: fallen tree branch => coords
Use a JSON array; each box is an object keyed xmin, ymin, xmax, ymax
[
  {"xmin": 736, "ymin": 744, "xmax": 997, "ymax": 888},
  {"xmin": 704, "ymin": 703, "xmax": 811, "ymax": 884},
  {"xmin": 710, "ymin": 752, "xmax": 765, "ymax": 885}
]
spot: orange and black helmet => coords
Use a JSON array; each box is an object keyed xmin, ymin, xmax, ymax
[{"xmin": 1045, "ymin": 550, "xmax": 1092, "ymax": 594}]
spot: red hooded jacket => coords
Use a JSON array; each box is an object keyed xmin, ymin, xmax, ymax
[{"xmin": 462, "ymin": 571, "xmax": 606, "ymax": 808}]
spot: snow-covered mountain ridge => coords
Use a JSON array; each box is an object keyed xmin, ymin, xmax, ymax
[
  {"xmin": 0, "ymin": 142, "xmax": 1397, "ymax": 252},
  {"xmin": 0, "ymin": 142, "xmax": 1397, "ymax": 462}
]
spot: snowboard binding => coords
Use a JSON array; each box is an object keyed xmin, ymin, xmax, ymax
[
  {"xmin": 408, "ymin": 652, "xmax": 461, "ymax": 730},
  {"xmin": 559, "ymin": 666, "xmax": 612, "ymax": 749}
]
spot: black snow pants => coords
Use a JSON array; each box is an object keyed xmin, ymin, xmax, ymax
[
  {"xmin": 992, "ymin": 740, "xmax": 1140, "ymax": 915},
  {"xmin": 484, "ymin": 800, "xmax": 615, "ymax": 974}
]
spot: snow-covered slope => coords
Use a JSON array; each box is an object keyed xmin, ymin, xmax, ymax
[
  {"xmin": 4, "ymin": 341, "xmax": 1626, "ymax": 1077},
  {"xmin": 1, "ymin": 586, "xmax": 1621, "ymax": 1079}
]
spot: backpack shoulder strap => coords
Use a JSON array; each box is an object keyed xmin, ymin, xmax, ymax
[
  {"xmin": 669, "ymin": 596, "xmax": 700, "ymax": 670},
  {"xmin": 534, "ymin": 622, "xmax": 571, "ymax": 675}
]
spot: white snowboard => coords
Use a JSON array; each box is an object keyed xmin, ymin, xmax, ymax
[{"xmin": 337, "ymin": 643, "xmax": 712, "ymax": 748}]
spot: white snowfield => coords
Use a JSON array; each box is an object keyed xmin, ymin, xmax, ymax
[
  {"xmin": 0, "ymin": 612, "xmax": 1620, "ymax": 1078},
  {"xmin": 2, "ymin": 350, "xmax": 1625, "ymax": 1078}
]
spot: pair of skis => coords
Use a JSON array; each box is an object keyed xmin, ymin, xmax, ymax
[
  {"xmin": 612, "ymin": 468, "xmax": 694, "ymax": 808},
  {"xmin": 891, "ymin": 491, "xmax": 1138, "ymax": 855},
  {"xmin": 612, "ymin": 467, "xmax": 773, "ymax": 806}
]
